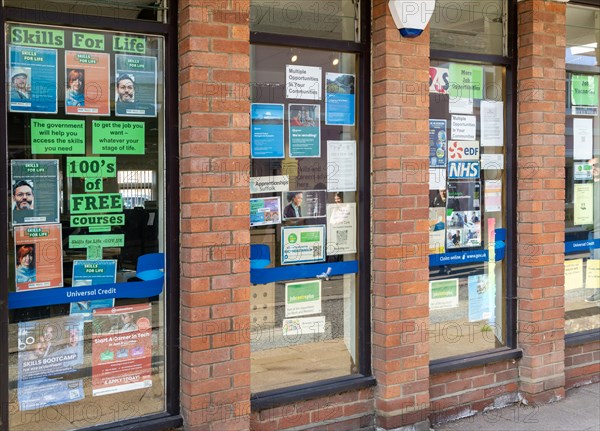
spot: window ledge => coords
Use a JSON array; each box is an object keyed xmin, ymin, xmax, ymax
[
  {"xmin": 430, "ymin": 347, "xmax": 523, "ymax": 375},
  {"xmin": 565, "ymin": 328, "xmax": 600, "ymax": 347},
  {"xmin": 78, "ymin": 413, "xmax": 182, "ymax": 431},
  {"xmin": 251, "ymin": 374, "xmax": 376, "ymax": 412}
]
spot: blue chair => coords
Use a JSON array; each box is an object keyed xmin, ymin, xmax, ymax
[{"xmin": 250, "ymin": 244, "xmax": 271, "ymax": 269}]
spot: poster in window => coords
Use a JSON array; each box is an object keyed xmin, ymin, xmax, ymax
[
  {"xmin": 286, "ymin": 65, "xmax": 322, "ymax": 100},
  {"xmin": 326, "ymin": 202, "xmax": 357, "ymax": 255},
  {"xmin": 468, "ymin": 274, "xmax": 493, "ymax": 322},
  {"xmin": 285, "ymin": 280, "xmax": 322, "ymax": 317},
  {"xmin": 115, "ymin": 54, "xmax": 157, "ymax": 117},
  {"xmin": 325, "ymin": 72, "xmax": 355, "ymax": 125},
  {"xmin": 281, "ymin": 225, "xmax": 326, "ymax": 265},
  {"xmin": 11, "ymin": 159, "xmax": 60, "ymax": 226},
  {"xmin": 65, "ymin": 50, "xmax": 110, "ymax": 115},
  {"xmin": 429, "ymin": 119, "xmax": 447, "ymax": 167},
  {"xmin": 92, "ymin": 303, "xmax": 153, "ymax": 396},
  {"xmin": 250, "ymin": 196, "xmax": 281, "ymax": 227},
  {"xmin": 429, "ymin": 207, "xmax": 445, "ymax": 254},
  {"xmin": 429, "ymin": 279, "xmax": 459, "ymax": 310},
  {"xmin": 17, "ymin": 315, "xmax": 85, "ymax": 410},
  {"xmin": 571, "ymin": 75, "xmax": 599, "ymax": 106},
  {"xmin": 14, "ymin": 224, "xmax": 63, "ymax": 292},
  {"xmin": 289, "ymin": 104, "xmax": 321, "ymax": 157},
  {"xmin": 327, "ymin": 140, "xmax": 356, "ymax": 192},
  {"xmin": 446, "ymin": 181, "xmax": 481, "ymax": 249},
  {"xmin": 251, "ymin": 103, "xmax": 285, "ymax": 158},
  {"xmin": 9, "ymin": 45, "xmax": 58, "ymax": 114},
  {"xmin": 281, "ymin": 190, "xmax": 326, "ymax": 220},
  {"xmin": 69, "ymin": 260, "xmax": 117, "ymax": 322},
  {"xmin": 429, "ymin": 67, "xmax": 449, "ymax": 94}
]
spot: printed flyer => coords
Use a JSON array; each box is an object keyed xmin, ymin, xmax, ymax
[
  {"xmin": 446, "ymin": 181, "xmax": 482, "ymax": 249},
  {"xmin": 326, "ymin": 202, "xmax": 357, "ymax": 255},
  {"xmin": 17, "ymin": 315, "xmax": 85, "ymax": 410},
  {"xmin": 70, "ymin": 260, "xmax": 117, "ymax": 322},
  {"xmin": 327, "ymin": 140, "xmax": 357, "ymax": 192},
  {"xmin": 429, "ymin": 207, "xmax": 446, "ymax": 254},
  {"xmin": 281, "ymin": 225, "xmax": 326, "ymax": 265},
  {"xmin": 251, "ymin": 103, "xmax": 285, "ymax": 158},
  {"xmin": 468, "ymin": 274, "xmax": 493, "ymax": 322},
  {"xmin": 289, "ymin": 104, "xmax": 321, "ymax": 157},
  {"xmin": 65, "ymin": 50, "xmax": 110, "ymax": 115},
  {"xmin": 286, "ymin": 65, "xmax": 322, "ymax": 100},
  {"xmin": 14, "ymin": 224, "xmax": 63, "ymax": 292},
  {"xmin": 285, "ymin": 280, "xmax": 322, "ymax": 317},
  {"xmin": 115, "ymin": 54, "xmax": 157, "ymax": 117},
  {"xmin": 325, "ymin": 73, "xmax": 355, "ymax": 125},
  {"xmin": 11, "ymin": 159, "xmax": 60, "ymax": 226},
  {"xmin": 92, "ymin": 303, "xmax": 153, "ymax": 396},
  {"xmin": 429, "ymin": 119, "xmax": 447, "ymax": 168},
  {"xmin": 9, "ymin": 45, "xmax": 58, "ymax": 114},
  {"xmin": 564, "ymin": 259, "xmax": 584, "ymax": 291},
  {"xmin": 281, "ymin": 190, "xmax": 327, "ymax": 220},
  {"xmin": 250, "ymin": 196, "xmax": 281, "ymax": 227},
  {"xmin": 429, "ymin": 279, "xmax": 459, "ymax": 310}
]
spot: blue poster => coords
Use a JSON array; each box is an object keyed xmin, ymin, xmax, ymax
[
  {"xmin": 429, "ymin": 119, "xmax": 447, "ymax": 167},
  {"xmin": 70, "ymin": 259, "xmax": 117, "ymax": 322},
  {"xmin": 17, "ymin": 315, "xmax": 85, "ymax": 410},
  {"xmin": 251, "ymin": 103, "xmax": 284, "ymax": 158},
  {"xmin": 468, "ymin": 274, "xmax": 493, "ymax": 322},
  {"xmin": 9, "ymin": 45, "xmax": 58, "ymax": 114},
  {"xmin": 325, "ymin": 73, "xmax": 355, "ymax": 126},
  {"xmin": 289, "ymin": 104, "xmax": 321, "ymax": 158}
]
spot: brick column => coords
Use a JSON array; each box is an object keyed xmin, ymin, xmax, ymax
[
  {"xmin": 372, "ymin": 1, "xmax": 431, "ymax": 429},
  {"xmin": 179, "ymin": 1, "xmax": 251, "ymax": 429},
  {"xmin": 517, "ymin": 0, "xmax": 566, "ymax": 404}
]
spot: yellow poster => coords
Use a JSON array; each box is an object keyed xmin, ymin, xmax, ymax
[
  {"xmin": 585, "ymin": 259, "xmax": 600, "ymax": 289},
  {"xmin": 564, "ymin": 259, "xmax": 583, "ymax": 291},
  {"xmin": 574, "ymin": 183, "xmax": 594, "ymax": 225}
]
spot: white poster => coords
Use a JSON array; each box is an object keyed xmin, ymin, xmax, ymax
[
  {"xmin": 573, "ymin": 118, "xmax": 593, "ymax": 160},
  {"xmin": 281, "ymin": 225, "xmax": 326, "ymax": 265},
  {"xmin": 282, "ymin": 316, "xmax": 326, "ymax": 337},
  {"xmin": 286, "ymin": 65, "xmax": 322, "ymax": 100},
  {"xmin": 451, "ymin": 115, "xmax": 476, "ymax": 140},
  {"xmin": 448, "ymin": 140, "xmax": 480, "ymax": 161},
  {"xmin": 485, "ymin": 180, "xmax": 502, "ymax": 212},
  {"xmin": 429, "ymin": 168, "xmax": 447, "ymax": 190},
  {"xmin": 327, "ymin": 140, "xmax": 356, "ymax": 192},
  {"xmin": 564, "ymin": 259, "xmax": 584, "ymax": 291},
  {"xmin": 573, "ymin": 162, "xmax": 594, "ymax": 181},
  {"xmin": 480, "ymin": 100, "xmax": 504, "ymax": 147},
  {"xmin": 250, "ymin": 175, "xmax": 289, "ymax": 194},
  {"xmin": 327, "ymin": 203, "xmax": 357, "ymax": 255},
  {"xmin": 481, "ymin": 154, "xmax": 504, "ymax": 170},
  {"xmin": 574, "ymin": 183, "xmax": 594, "ymax": 225},
  {"xmin": 449, "ymin": 97, "xmax": 473, "ymax": 114}
]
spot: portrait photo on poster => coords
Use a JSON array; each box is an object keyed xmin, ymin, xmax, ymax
[{"xmin": 115, "ymin": 54, "xmax": 157, "ymax": 117}]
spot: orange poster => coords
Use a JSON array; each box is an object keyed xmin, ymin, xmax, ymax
[
  {"xmin": 14, "ymin": 224, "xmax": 63, "ymax": 291},
  {"xmin": 65, "ymin": 50, "xmax": 110, "ymax": 115}
]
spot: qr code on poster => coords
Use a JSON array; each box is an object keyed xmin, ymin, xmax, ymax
[
  {"xmin": 313, "ymin": 246, "xmax": 322, "ymax": 258},
  {"xmin": 336, "ymin": 230, "xmax": 348, "ymax": 244}
]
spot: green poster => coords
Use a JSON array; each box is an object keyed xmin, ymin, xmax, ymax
[
  {"xmin": 430, "ymin": 279, "xmax": 459, "ymax": 310},
  {"xmin": 84, "ymin": 178, "xmax": 103, "ymax": 192},
  {"xmin": 10, "ymin": 26, "xmax": 64, "ymax": 47},
  {"xmin": 449, "ymin": 64, "xmax": 483, "ymax": 100},
  {"xmin": 69, "ymin": 234, "xmax": 125, "ymax": 249},
  {"xmin": 71, "ymin": 214, "xmax": 125, "ymax": 228},
  {"xmin": 72, "ymin": 32, "xmax": 105, "ymax": 50},
  {"xmin": 70, "ymin": 193, "xmax": 123, "ymax": 214},
  {"xmin": 285, "ymin": 280, "xmax": 322, "ymax": 318},
  {"xmin": 113, "ymin": 36, "xmax": 146, "ymax": 54},
  {"xmin": 66, "ymin": 157, "xmax": 117, "ymax": 178},
  {"xmin": 92, "ymin": 121, "xmax": 145, "ymax": 154},
  {"xmin": 31, "ymin": 119, "xmax": 85, "ymax": 154},
  {"xmin": 571, "ymin": 75, "xmax": 599, "ymax": 106}
]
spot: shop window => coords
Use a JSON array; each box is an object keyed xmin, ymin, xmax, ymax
[
  {"xmin": 428, "ymin": 61, "xmax": 508, "ymax": 360},
  {"xmin": 430, "ymin": 0, "xmax": 506, "ymax": 56},
  {"xmin": 564, "ymin": 4, "xmax": 600, "ymax": 334},
  {"xmin": 5, "ymin": 22, "xmax": 169, "ymax": 429},
  {"xmin": 249, "ymin": 45, "xmax": 362, "ymax": 392}
]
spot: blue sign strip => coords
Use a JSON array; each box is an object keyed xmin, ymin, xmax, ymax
[
  {"xmin": 8, "ymin": 255, "xmax": 165, "ymax": 309},
  {"xmin": 251, "ymin": 260, "xmax": 359, "ymax": 285},
  {"xmin": 565, "ymin": 238, "xmax": 600, "ymax": 254},
  {"xmin": 429, "ymin": 229, "xmax": 507, "ymax": 268}
]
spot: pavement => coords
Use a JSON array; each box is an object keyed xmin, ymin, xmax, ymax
[{"xmin": 435, "ymin": 382, "xmax": 600, "ymax": 431}]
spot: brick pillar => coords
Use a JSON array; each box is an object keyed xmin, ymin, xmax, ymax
[
  {"xmin": 179, "ymin": 1, "xmax": 251, "ymax": 429},
  {"xmin": 372, "ymin": 1, "xmax": 431, "ymax": 428},
  {"xmin": 517, "ymin": 0, "xmax": 566, "ymax": 404}
]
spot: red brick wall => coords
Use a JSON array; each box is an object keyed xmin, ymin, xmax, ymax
[
  {"xmin": 429, "ymin": 361, "xmax": 519, "ymax": 425},
  {"xmin": 179, "ymin": 1, "xmax": 251, "ymax": 429},
  {"xmin": 516, "ymin": 0, "xmax": 567, "ymax": 404},
  {"xmin": 565, "ymin": 341, "xmax": 600, "ymax": 389},
  {"xmin": 250, "ymin": 389, "xmax": 374, "ymax": 431},
  {"xmin": 371, "ymin": 0, "xmax": 431, "ymax": 428}
]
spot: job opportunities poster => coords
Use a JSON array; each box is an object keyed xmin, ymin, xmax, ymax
[
  {"xmin": 17, "ymin": 315, "xmax": 85, "ymax": 410},
  {"xmin": 65, "ymin": 50, "xmax": 110, "ymax": 115},
  {"xmin": 92, "ymin": 303, "xmax": 153, "ymax": 396},
  {"xmin": 11, "ymin": 159, "xmax": 60, "ymax": 226}
]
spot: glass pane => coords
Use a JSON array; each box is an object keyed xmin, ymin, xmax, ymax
[
  {"xmin": 564, "ymin": 72, "xmax": 600, "ymax": 333},
  {"xmin": 6, "ymin": 22, "xmax": 167, "ymax": 430},
  {"xmin": 4, "ymin": 0, "xmax": 168, "ymax": 22},
  {"xmin": 428, "ymin": 61, "xmax": 507, "ymax": 360},
  {"xmin": 250, "ymin": 45, "xmax": 359, "ymax": 392},
  {"xmin": 566, "ymin": 5, "xmax": 600, "ymax": 67},
  {"xmin": 430, "ymin": 0, "xmax": 505, "ymax": 56},
  {"xmin": 250, "ymin": 0, "xmax": 359, "ymax": 42}
]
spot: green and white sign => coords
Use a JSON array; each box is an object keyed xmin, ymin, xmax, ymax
[
  {"xmin": 67, "ymin": 157, "xmax": 117, "ymax": 178},
  {"xmin": 429, "ymin": 279, "xmax": 459, "ymax": 310},
  {"xmin": 69, "ymin": 234, "xmax": 124, "ymax": 260},
  {"xmin": 113, "ymin": 36, "xmax": 146, "ymax": 54},
  {"xmin": 281, "ymin": 225, "xmax": 326, "ymax": 265},
  {"xmin": 571, "ymin": 75, "xmax": 599, "ymax": 106},
  {"xmin": 31, "ymin": 119, "xmax": 85, "ymax": 154},
  {"xmin": 449, "ymin": 64, "xmax": 483, "ymax": 100},
  {"xmin": 285, "ymin": 280, "xmax": 322, "ymax": 318},
  {"xmin": 10, "ymin": 26, "xmax": 64, "ymax": 47},
  {"xmin": 70, "ymin": 193, "xmax": 123, "ymax": 214},
  {"xmin": 72, "ymin": 32, "xmax": 104, "ymax": 50},
  {"xmin": 92, "ymin": 121, "xmax": 145, "ymax": 154},
  {"xmin": 71, "ymin": 214, "xmax": 125, "ymax": 228}
]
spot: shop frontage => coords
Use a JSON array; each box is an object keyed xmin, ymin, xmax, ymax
[{"xmin": 1, "ymin": 1, "xmax": 598, "ymax": 430}]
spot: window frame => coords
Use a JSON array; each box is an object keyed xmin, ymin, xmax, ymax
[
  {"xmin": 0, "ymin": 4, "xmax": 181, "ymax": 431},
  {"xmin": 249, "ymin": 0, "xmax": 374, "ymax": 411}
]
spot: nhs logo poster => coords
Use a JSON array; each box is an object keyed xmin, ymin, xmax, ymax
[
  {"xmin": 448, "ymin": 141, "xmax": 479, "ymax": 161},
  {"xmin": 448, "ymin": 161, "xmax": 480, "ymax": 179}
]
